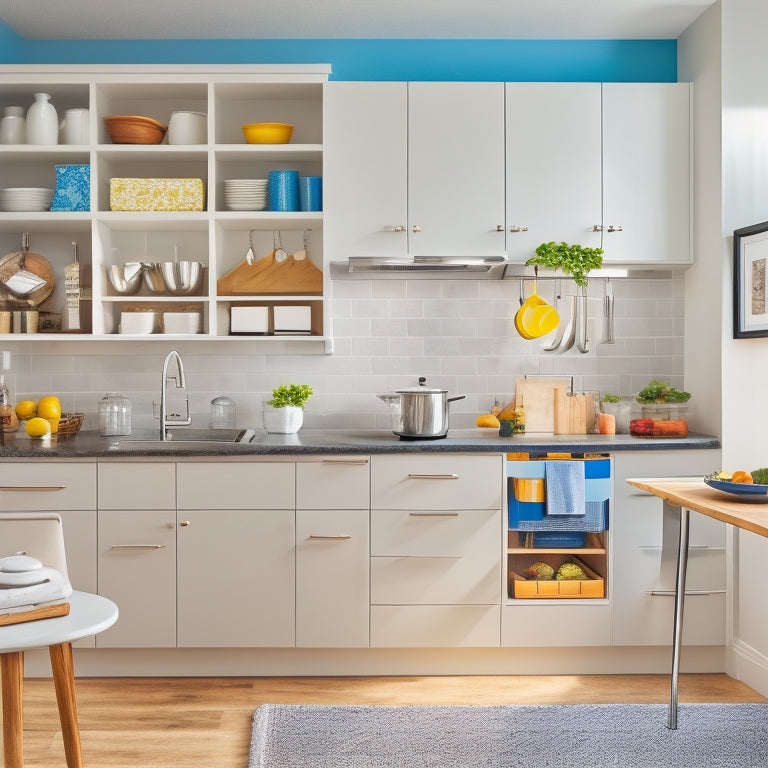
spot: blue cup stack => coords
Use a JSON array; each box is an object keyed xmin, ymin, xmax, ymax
[
  {"xmin": 268, "ymin": 170, "xmax": 300, "ymax": 212},
  {"xmin": 299, "ymin": 176, "xmax": 322, "ymax": 212}
]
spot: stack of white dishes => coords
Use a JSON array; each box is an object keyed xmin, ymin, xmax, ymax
[
  {"xmin": 224, "ymin": 178, "xmax": 268, "ymax": 211},
  {"xmin": 0, "ymin": 187, "xmax": 55, "ymax": 212}
]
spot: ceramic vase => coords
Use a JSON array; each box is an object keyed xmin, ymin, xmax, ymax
[
  {"xmin": 263, "ymin": 403, "xmax": 303, "ymax": 434},
  {"xmin": 26, "ymin": 92, "xmax": 58, "ymax": 144},
  {"xmin": 0, "ymin": 106, "xmax": 26, "ymax": 144}
]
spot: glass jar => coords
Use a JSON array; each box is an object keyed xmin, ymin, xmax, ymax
[
  {"xmin": 98, "ymin": 393, "xmax": 132, "ymax": 436},
  {"xmin": 209, "ymin": 396, "xmax": 236, "ymax": 429}
]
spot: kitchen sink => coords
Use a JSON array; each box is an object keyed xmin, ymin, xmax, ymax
[{"xmin": 117, "ymin": 427, "xmax": 259, "ymax": 447}]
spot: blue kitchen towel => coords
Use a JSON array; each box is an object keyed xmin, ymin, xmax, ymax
[{"xmin": 545, "ymin": 460, "xmax": 586, "ymax": 516}]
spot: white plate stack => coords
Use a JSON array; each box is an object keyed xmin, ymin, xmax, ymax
[
  {"xmin": 0, "ymin": 187, "xmax": 55, "ymax": 212},
  {"xmin": 224, "ymin": 178, "xmax": 268, "ymax": 211}
]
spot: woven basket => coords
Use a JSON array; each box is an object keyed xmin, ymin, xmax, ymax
[{"xmin": 57, "ymin": 412, "xmax": 84, "ymax": 438}]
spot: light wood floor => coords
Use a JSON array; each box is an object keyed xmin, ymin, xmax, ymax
[{"xmin": 2, "ymin": 674, "xmax": 766, "ymax": 767}]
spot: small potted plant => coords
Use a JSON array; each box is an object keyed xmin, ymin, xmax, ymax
[
  {"xmin": 600, "ymin": 393, "xmax": 634, "ymax": 434},
  {"xmin": 526, "ymin": 241, "xmax": 604, "ymax": 288},
  {"xmin": 263, "ymin": 384, "xmax": 313, "ymax": 434}
]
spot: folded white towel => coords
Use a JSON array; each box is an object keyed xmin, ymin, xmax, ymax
[{"xmin": 545, "ymin": 460, "xmax": 586, "ymax": 516}]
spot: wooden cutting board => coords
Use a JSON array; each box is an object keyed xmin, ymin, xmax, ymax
[
  {"xmin": 554, "ymin": 390, "xmax": 592, "ymax": 435},
  {"xmin": 0, "ymin": 601, "xmax": 70, "ymax": 626},
  {"xmin": 514, "ymin": 377, "xmax": 571, "ymax": 433}
]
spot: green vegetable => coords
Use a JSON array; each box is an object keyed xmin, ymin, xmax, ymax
[
  {"xmin": 636, "ymin": 381, "xmax": 691, "ymax": 404},
  {"xmin": 526, "ymin": 241, "xmax": 604, "ymax": 288},
  {"xmin": 555, "ymin": 562, "xmax": 587, "ymax": 581},
  {"xmin": 268, "ymin": 384, "xmax": 313, "ymax": 409},
  {"xmin": 602, "ymin": 394, "xmax": 621, "ymax": 403},
  {"xmin": 525, "ymin": 561, "xmax": 555, "ymax": 581},
  {"xmin": 751, "ymin": 468, "xmax": 768, "ymax": 485}
]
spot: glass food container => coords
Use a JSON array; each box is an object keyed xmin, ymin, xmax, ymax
[{"xmin": 98, "ymin": 392, "xmax": 132, "ymax": 436}]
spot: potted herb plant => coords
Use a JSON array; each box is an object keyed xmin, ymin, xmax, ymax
[
  {"xmin": 263, "ymin": 384, "xmax": 313, "ymax": 434},
  {"xmin": 526, "ymin": 241, "xmax": 605, "ymax": 288}
]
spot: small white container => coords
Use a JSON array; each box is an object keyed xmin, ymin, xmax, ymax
[
  {"xmin": 263, "ymin": 403, "xmax": 303, "ymax": 434},
  {"xmin": 273, "ymin": 305, "xmax": 311, "ymax": 334},
  {"xmin": 118, "ymin": 311, "xmax": 156, "ymax": 335},
  {"xmin": 167, "ymin": 111, "xmax": 207, "ymax": 145},
  {"xmin": 230, "ymin": 305, "xmax": 269, "ymax": 334},
  {"xmin": 0, "ymin": 106, "xmax": 25, "ymax": 144},
  {"xmin": 162, "ymin": 312, "xmax": 201, "ymax": 334}
]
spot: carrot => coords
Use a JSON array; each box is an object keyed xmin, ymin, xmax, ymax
[{"xmin": 597, "ymin": 413, "xmax": 616, "ymax": 434}]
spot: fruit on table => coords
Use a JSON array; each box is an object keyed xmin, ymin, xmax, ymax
[
  {"xmin": 476, "ymin": 413, "xmax": 501, "ymax": 428},
  {"xmin": 36, "ymin": 395, "xmax": 61, "ymax": 434},
  {"xmin": 555, "ymin": 562, "xmax": 587, "ymax": 580},
  {"xmin": 25, "ymin": 416, "xmax": 51, "ymax": 438},
  {"xmin": 731, "ymin": 470, "xmax": 754, "ymax": 484},
  {"xmin": 15, "ymin": 400, "xmax": 37, "ymax": 420},
  {"xmin": 525, "ymin": 561, "xmax": 555, "ymax": 581},
  {"xmin": 713, "ymin": 470, "xmax": 734, "ymax": 481}
]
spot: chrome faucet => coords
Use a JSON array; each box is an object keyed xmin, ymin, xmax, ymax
[{"xmin": 160, "ymin": 350, "xmax": 191, "ymax": 440}]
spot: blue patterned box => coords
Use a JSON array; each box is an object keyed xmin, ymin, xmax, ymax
[{"xmin": 50, "ymin": 164, "xmax": 90, "ymax": 212}]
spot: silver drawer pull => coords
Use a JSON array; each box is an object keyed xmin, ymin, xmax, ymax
[
  {"xmin": 408, "ymin": 473, "xmax": 459, "ymax": 480},
  {"xmin": 308, "ymin": 535, "xmax": 352, "ymax": 540},
  {"xmin": 321, "ymin": 459, "xmax": 369, "ymax": 465},
  {"xmin": 409, "ymin": 512, "xmax": 460, "ymax": 517},
  {"xmin": 110, "ymin": 544, "xmax": 166, "ymax": 550},
  {"xmin": 0, "ymin": 485, "xmax": 66, "ymax": 491},
  {"xmin": 648, "ymin": 589, "xmax": 725, "ymax": 596}
]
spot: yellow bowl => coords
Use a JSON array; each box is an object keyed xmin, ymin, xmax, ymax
[{"xmin": 242, "ymin": 122, "xmax": 294, "ymax": 144}]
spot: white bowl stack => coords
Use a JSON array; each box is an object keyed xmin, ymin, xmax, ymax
[
  {"xmin": 224, "ymin": 178, "xmax": 268, "ymax": 211},
  {"xmin": 0, "ymin": 187, "xmax": 55, "ymax": 212}
]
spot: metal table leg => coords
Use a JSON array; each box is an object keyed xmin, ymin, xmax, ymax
[{"xmin": 668, "ymin": 504, "xmax": 690, "ymax": 730}]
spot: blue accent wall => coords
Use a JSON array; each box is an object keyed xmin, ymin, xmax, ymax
[{"xmin": 0, "ymin": 25, "xmax": 677, "ymax": 82}]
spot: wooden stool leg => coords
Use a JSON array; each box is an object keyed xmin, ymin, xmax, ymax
[
  {"xmin": 0, "ymin": 651, "xmax": 24, "ymax": 768},
  {"xmin": 49, "ymin": 642, "xmax": 83, "ymax": 768}
]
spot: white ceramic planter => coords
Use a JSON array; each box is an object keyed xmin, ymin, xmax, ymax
[{"xmin": 263, "ymin": 403, "xmax": 303, "ymax": 434}]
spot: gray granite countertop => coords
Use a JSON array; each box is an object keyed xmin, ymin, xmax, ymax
[{"xmin": 0, "ymin": 428, "xmax": 721, "ymax": 459}]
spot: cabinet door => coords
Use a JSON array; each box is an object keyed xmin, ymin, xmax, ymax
[
  {"xmin": 296, "ymin": 508, "xmax": 369, "ymax": 647},
  {"xmin": 505, "ymin": 83, "xmax": 602, "ymax": 262},
  {"xmin": 602, "ymin": 83, "xmax": 691, "ymax": 264},
  {"xmin": 296, "ymin": 457, "xmax": 370, "ymax": 510},
  {"xmin": 323, "ymin": 82, "xmax": 408, "ymax": 261},
  {"xmin": 408, "ymin": 82, "xmax": 505, "ymax": 257},
  {"xmin": 177, "ymin": 509, "xmax": 295, "ymax": 647},
  {"xmin": 97, "ymin": 509, "xmax": 177, "ymax": 648}
]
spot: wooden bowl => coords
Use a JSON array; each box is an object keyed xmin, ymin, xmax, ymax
[
  {"xmin": 241, "ymin": 122, "xmax": 293, "ymax": 144},
  {"xmin": 104, "ymin": 115, "xmax": 167, "ymax": 145}
]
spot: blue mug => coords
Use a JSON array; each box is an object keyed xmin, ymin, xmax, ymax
[{"xmin": 268, "ymin": 170, "xmax": 300, "ymax": 212}]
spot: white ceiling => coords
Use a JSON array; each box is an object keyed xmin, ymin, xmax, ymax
[{"xmin": 0, "ymin": 0, "xmax": 715, "ymax": 40}]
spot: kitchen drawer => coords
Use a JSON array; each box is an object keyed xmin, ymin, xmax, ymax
[
  {"xmin": 370, "ymin": 605, "xmax": 500, "ymax": 647},
  {"xmin": 98, "ymin": 462, "xmax": 175, "ymax": 510},
  {"xmin": 371, "ymin": 554, "xmax": 501, "ymax": 605},
  {"xmin": 371, "ymin": 454, "xmax": 503, "ymax": 510},
  {"xmin": 501, "ymin": 603, "xmax": 611, "ymax": 647},
  {"xmin": 0, "ymin": 461, "xmax": 96, "ymax": 510},
  {"xmin": 371, "ymin": 508, "xmax": 500, "ymax": 557},
  {"xmin": 177, "ymin": 462, "xmax": 295, "ymax": 509},
  {"xmin": 296, "ymin": 457, "xmax": 370, "ymax": 510}
]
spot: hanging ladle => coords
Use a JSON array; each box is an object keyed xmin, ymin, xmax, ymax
[{"xmin": 575, "ymin": 289, "xmax": 590, "ymax": 354}]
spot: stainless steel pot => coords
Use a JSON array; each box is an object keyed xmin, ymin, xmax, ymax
[{"xmin": 378, "ymin": 379, "xmax": 465, "ymax": 439}]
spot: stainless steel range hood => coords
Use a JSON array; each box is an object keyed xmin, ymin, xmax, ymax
[{"xmin": 330, "ymin": 255, "xmax": 511, "ymax": 279}]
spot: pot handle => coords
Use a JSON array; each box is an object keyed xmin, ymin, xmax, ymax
[{"xmin": 447, "ymin": 395, "xmax": 466, "ymax": 403}]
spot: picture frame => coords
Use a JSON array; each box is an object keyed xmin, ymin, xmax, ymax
[{"xmin": 733, "ymin": 220, "xmax": 768, "ymax": 338}]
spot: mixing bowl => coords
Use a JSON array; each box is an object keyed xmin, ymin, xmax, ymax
[
  {"xmin": 241, "ymin": 122, "xmax": 294, "ymax": 144},
  {"xmin": 141, "ymin": 262, "xmax": 166, "ymax": 293},
  {"xmin": 107, "ymin": 262, "xmax": 143, "ymax": 294},
  {"xmin": 160, "ymin": 261, "xmax": 204, "ymax": 294}
]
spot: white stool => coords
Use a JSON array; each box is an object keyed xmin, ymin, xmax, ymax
[{"xmin": 0, "ymin": 591, "xmax": 118, "ymax": 768}]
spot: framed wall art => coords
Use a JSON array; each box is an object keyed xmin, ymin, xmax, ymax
[{"xmin": 734, "ymin": 220, "xmax": 768, "ymax": 338}]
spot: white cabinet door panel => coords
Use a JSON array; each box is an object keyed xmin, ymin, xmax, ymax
[
  {"xmin": 296, "ymin": 508, "xmax": 369, "ymax": 647},
  {"xmin": 98, "ymin": 462, "xmax": 175, "ymax": 510},
  {"xmin": 502, "ymin": 603, "xmax": 611, "ymax": 647},
  {"xmin": 296, "ymin": 457, "xmax": 370, "ymax": 510},
  {"xmin": 0, "ymin": 462, "xmax": 96, "ymax": 510},
  {"xmin": 408, "ymin": 82, "xmax": 505, "ymax": 257},
  {"xmin": 324, "ymin": 82, "xmax": 408, "ymax": 261},
  {"xmin": 371, "ymin": 605, "xmax": 500, "ymax": 647},
  {"xmin": 505, "ymin": 83, "xmax": 602, "ymax": 261}
]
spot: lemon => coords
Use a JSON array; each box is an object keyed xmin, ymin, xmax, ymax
[
  {"xmin": 25, "ymin": 416, "xmax": 51, "ymax": 438},
  {"xmin": 37, "ymin": 396, "xmax": 61, "ymax": 419},
  {"xmin": 15, "ymin": 400, "xmax": 37, "ymax": 420}
]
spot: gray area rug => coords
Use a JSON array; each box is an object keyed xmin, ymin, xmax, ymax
[{"xmin": 250, "ymin": 703, "xmax": 768, "ymax": 767}]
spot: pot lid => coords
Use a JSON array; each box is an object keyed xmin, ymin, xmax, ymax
[{"xmin": 395, "ymin": 387, "xmax": 447, "ymax": 394}]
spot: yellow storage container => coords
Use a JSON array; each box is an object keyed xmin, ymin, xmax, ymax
[
  {"xmin": 508, "ymin": 555, "xmax": 604, "ymax": 599},
  {"xmin": 109, "ymin": 178, "xmax": 205, "ymax": 211}
]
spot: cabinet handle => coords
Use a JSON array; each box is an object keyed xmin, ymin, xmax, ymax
[
  {"xmin": 386, "ymin": 225, "xmax": 406, "ymax": 232},
  {"xmin": 110, "ymin": 544, "xmax": 166, "ymax": 550},
  {"xmin": 320, "ymin": 459, "xmax": 369, "ymax": 465},
  {"xmin": 496, "ymin": 225, "xmax": 505, "ymax": 232},
  {"xmin": 408, "ymin": 512, "xmax": 460, "ymax": 517},
  {"xmin": 509, "ymin": 226, "xmax": 528, "ymax": 233},
  {"xmin": 0, "ymin": 485, "xmax": 66, "ymax": 491},
  {"xmin": 592, "ymin": 224, "xmax": 604, "ymax": 232},
  {"xmin": 412, "ymin": 225, "xmax": 421, "ymax": 233},
  {"xmin": 606, "ymin": 225, "xmax": 623, "ymax": 232},
  {"xmin": 407, "ymin": 473, "xmax": 459, "ymax": 480},
  {"xmin": 179, "ymin": 520, "xmax": 190, "ymax": 527},
  {"xmin": 648, "ymin": 590, "xmax": 725, "ymax": 596},
  {"xmin": 308, "ymin": 535, "xmax": 352, "ymax": 540}
]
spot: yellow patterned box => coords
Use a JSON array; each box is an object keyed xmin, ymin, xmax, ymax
[{"xmin": 109, "ymin": 178, "xmax": 205, "ymax": 211}]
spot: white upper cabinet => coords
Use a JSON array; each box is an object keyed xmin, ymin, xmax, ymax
[
  {"xmin": 324, "ymin": 82, "xmax": 408, "ymax": 261},
  {"xmin": 407, "ymin": 82, "xmax": 505, "ymax": 257},
  {"xmin": 505, "ymin": 83, "xmax": 603, "ymax": 262},
  {"xmin": 601, "ymin": 82, "xmax": 691, "ymax": 265}
]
